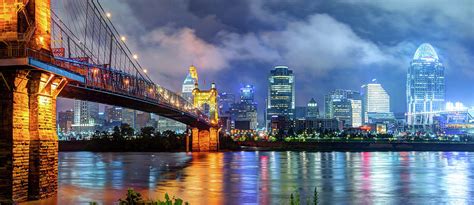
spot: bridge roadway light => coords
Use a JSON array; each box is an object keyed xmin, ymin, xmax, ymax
[
  {"xmin": 106, "ymin": 12, "xmax": 112, "ymax": 18},
  {"xmin": 133, "ymin": 54, "xmax": 138, "ymax": 59},
  {"xmin": 121, "ymin": 36, "xmax": 126, "ymax": 41},
  {"xmin": 143, "ymin": 69, "xmax": 147, "ymax": 73}
]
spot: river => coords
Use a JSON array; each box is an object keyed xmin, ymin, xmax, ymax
[{"xmin": 26, "ymin": 151, "xmax": 474, "ymax": 204}]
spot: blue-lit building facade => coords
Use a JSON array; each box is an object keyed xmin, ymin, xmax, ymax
[
  {"xmin": 324, "ymin": 89, "xmax": 361, "ymax": 128},
  {"xmin": 266, "ymin": 66, "xmax": 295, "ymax": 130},
  {"xmin": 306, "ymin": 98, "xmax": 319, "ymax": 119},
  {"xmin": 218, "ymin": 92, "xmax": 236, "ymax": 132},
  {"xmin": 433, "ymin": 103, "xmax": 474, "ymax": 136},
  {"xmin": 434, "ymin": 111, "xmax": 474, "ymax": 136},
  {"xmin": 232, "ymin": 85, "xmax": 258, "ymax": 130},
  {"xmin": 240, "ymin": 85, "xmax": 255, "ymax": 103},
  {"xmin": 181, "ymin": 65, "xmax": 199, "ymax": 102},
  {"xmin": 407, "ymin": 43, "xmax": 445, "ymax": 130}
]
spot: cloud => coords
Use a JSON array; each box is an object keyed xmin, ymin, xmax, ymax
[
  {"xmin": 89, "ymin": 0, "xmax": 472, "ymax": 114},
  {"xmin": 264, "ymin": 14, "xmax": 392, "ymax": 75},
  {"xmin": 135, "ymin": 27, "xmax": 228, "ymax": 89},
  {"xmin": 342, "ymin": 0, "xmax": 474, "ymax": 39},
  {"xmin": 133, "ymin": 12, "xmax": 397, "ymax": 90}
]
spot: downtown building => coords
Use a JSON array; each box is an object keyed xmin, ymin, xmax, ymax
[
  {"xmin": 57, "ymin": 110, "xmax": 74, "ymax": 138},
  {"xmin": 407, "ymin": 43, "xmax": 445, "ymax": 130},
  {"xmin": 361, "ymin": 80, "xmax": 393, "ymax": 124},
  {"xmin": 181, "ymin": 65, "xmax": 198, "ymax": 103},
  {"xmin": 231, "ymin": 85, "xmax": 258, "ymax": 130},
  {"xmin": 218, "ymin": 92, "xmax": 236, "ymax": 132},
  {"xmin": 295, "ymin": 98, "xmax": 320, "ymax": 120},
  {"xmin": 306, "ymin": 98, "xmax": 320, "ymax": 119},
  {"xmin": 72, "ymin": 100, "xmax": 100, "ymax": 135},
  {"xmin": 324, "ymin": 89, "xmax": 362, "ymax": 128},
  {"xmin": 266, "ymin": 66, "xmax": 295, "ymax": 130}
]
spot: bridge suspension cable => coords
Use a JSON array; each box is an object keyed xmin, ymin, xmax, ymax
[{"xmin": 44, "ymin": 0, "xmax": 210, "ymax": 123}]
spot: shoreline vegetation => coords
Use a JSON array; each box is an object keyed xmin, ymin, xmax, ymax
[
  {"xmin": 91, "ymin": 187, "xmax": 319, "ymax": 205},
  {"xmin": 59, "ymin": 137, "xmax": 474, "ymax": 152},
  {"xmin": 59, "ymin": 124, "xmax": 239, "ymax": 152},
  {"xmin": 59, "ymin": 124, "xmax": 474, "ymax": 152},
  {"xmin": 237, "ymin": 141, "xmax": 474, "ymax": 152}
]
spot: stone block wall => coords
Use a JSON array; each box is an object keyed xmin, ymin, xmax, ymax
[
  {"xmin": 0, "ymin": 70, "xmax": 31, "ymax": 203},
  {"xmin": 0, "ymin": 0, "xmax": 18, "ymax": 41},
  {"xmin": 0, "ymin": 70, "xmax": 59, "ymax": 203},
  {"xmin": 191, "ymin": 127, "xmax": 219, "ymax": 152}
]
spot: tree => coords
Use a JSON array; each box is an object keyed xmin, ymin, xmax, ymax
[
  {"xmin": 92, "ymin": 130, "xmax": 102, "ymax": 140},
  {"xmin": 140, "ymin": 126, "xmax": 155, "ymax": 139},
  {"xmin": 120, "ymin": 123, "xmax": 135, "ymax": 139},
  {"xmin": 288, "ymin": 127, "xmax": 295, "ymax": 137},
  {"xmin": 112, "ymin": 126, "xmax": 123, "ymax": 141}
]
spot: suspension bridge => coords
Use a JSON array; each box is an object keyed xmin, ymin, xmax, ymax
[{"xmin": 0, "ymin": 0, "xmax": 219, "ymax": 203}]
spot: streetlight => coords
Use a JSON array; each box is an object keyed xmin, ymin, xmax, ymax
[
  {"xmin": 133, "ymin": 54, "xmax": 138, "ymax": 59},
  {"xmin": 106, "ymin": 12, "xmax": 111, "ymax": 18},
  {"xmin": 121, "ymin": 36, "xmax": 126, "ymax": 41}
]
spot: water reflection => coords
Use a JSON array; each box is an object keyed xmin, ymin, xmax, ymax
[{"xmin": 25, "ymin": 151, "xmax": 474, "ymax": 204}]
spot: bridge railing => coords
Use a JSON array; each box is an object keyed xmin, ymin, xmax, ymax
[
  {"xmin": 0, "ymin": 0, "xmax": 213, "ymax": 126},
  {"xmin": 21, "ymin": 48, "xmax": 210, "ymax": 124}
]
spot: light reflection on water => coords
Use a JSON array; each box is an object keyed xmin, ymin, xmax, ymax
[{"xmin": 24, "ymin": 151, "xmax": 474, "ymax": 204}]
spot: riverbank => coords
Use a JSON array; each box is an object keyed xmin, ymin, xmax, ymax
[
  {"xmin": 58, "ymin": 136, "xmax": 239, "ymax": 152},
  {"xmin": 60, "ymin": 140, "xmax": 474, "ymax": 152},
  {"xmin": 59, "ymin": 139, "xmax": 185, "ymax": 152},
  {"xmin": 237, "ymin": 141, "xmax": 474, "ymax": 152}
]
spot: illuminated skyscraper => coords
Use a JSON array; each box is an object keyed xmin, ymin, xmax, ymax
[
  {"xmin": 240, "ymin": 85, "xmax": 255, "ymax": 103},
  {"xmin": 324, "ymin": 89, "xmax": 359, "ymax": 118},
  {"xmin": 181, "ymin": 65, "xmax": 198, "ymax": 102},
  {"xmin": 219, "ymin": 92, "xmax": 236, "ymax": 132},
  {"xmin": 72, "ymin": 100, "xmax": 99, "ymax": 133},
  {"xmin": 361, "ymin": 80, "xmax": 390, "ymax": 123},
  {"xmin": 104, "ymin": 106, "xmax": 123, "ymax": 123},
  {"xmin": 350, "ymin": 100, "xmax": 362, "ymax": 127},
  {"xmin": 325, "ymin": 90, "xmax": 361, "ymax": 128},
  {"xmin": 407, "ymin": 43, "xmax": 445, "ymax": 128},
  {"xmin": 306, "ymin": 98, "xmax": 319, "ymax": 119},
  {"xmin": 122, "ymin": 108, "xmax": 137, "ymax": 129},
  {"xmin": 58, "ymin": 110, "xmax": 74, "ymax": 135},
  {"xmin": 231, "ymin": 85, "xmax": 258, "ymax": 130},
  {"xmin": 266, "ymin": 66, "xmax": 295, "ymax": 129}
]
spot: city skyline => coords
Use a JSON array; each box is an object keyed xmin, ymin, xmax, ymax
[
  {"xmin": 50, "ymin": 0, "xmax": 474, "ymax": 131},
  {"xmin": 2, "ymin": 1, "xmax": 474, "ymax": 204},
  {"xmin": 57, "ymin": 0, "xmax": 473, "ymax": 120}
]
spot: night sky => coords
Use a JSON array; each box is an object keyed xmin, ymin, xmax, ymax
[{"xmin": 58, "ymin": 0, "xmax": 474, "ymax": 124}]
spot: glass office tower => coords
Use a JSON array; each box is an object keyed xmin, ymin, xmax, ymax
[
  {"xmin": 407, "ymin": 43, "xmax": 445, "ymax": 129},
  {"xmin": 266, "ymin": 66, "xmax": 295, "ymax": 129}
]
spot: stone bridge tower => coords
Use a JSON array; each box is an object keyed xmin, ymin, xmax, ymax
[
  {"xmin": 192, "ymin": 82, "xmax": 219, "ymax": 151},
  {"xmin": 0, "ymin": 0, "xmax": 63, "ymax": 203}
]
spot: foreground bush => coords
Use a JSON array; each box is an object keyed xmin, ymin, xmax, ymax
[
  {"xmin": 113, "ymin": 188, "xmax": 189, "ymax": 205},
  {"xmin": 91, "ymin": 187, "xmax": 320, "ymax": 205},
  {"xmin": 289, "ymin": 187, "xmax": 319, "ymax": 205}
]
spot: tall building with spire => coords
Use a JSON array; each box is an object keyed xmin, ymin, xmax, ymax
[
  {"xmin": 407, "ymin": 43, "xmax": 445, "ymax": 129},
  {"xmin": 181, "ymin": 65, "xmax": 198, "ymax": 102},
  {"xmin": 306, "ymin": 98, "xmax": 319, "ymax": 119}
]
